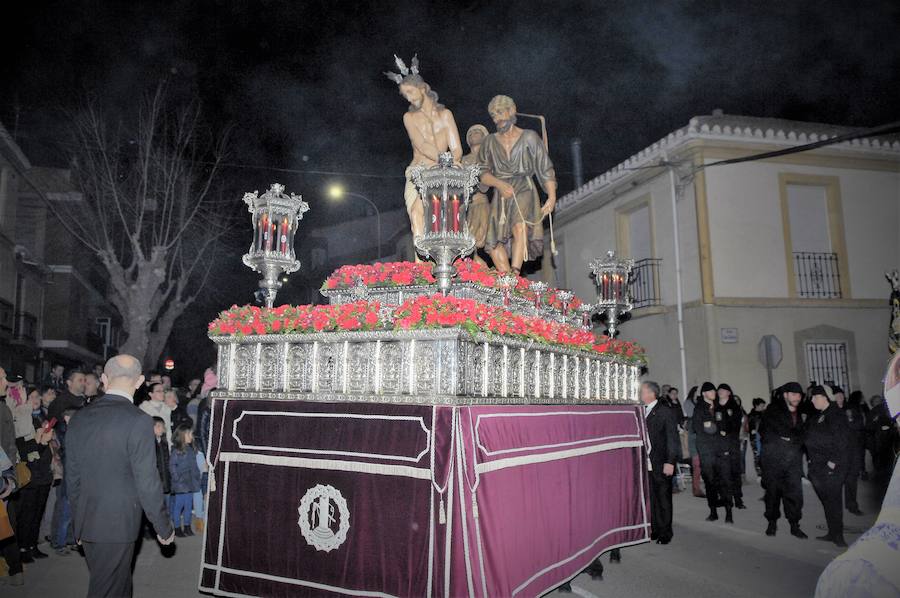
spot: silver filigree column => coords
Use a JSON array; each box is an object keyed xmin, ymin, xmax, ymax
[
  {"xmin": 590, "ymin": 250, "xmax": 634, "ymax": 338},
  {"xmin": 242, "ymin": 183, "xmax": 310, "ymax": 308},
  {"xmin": 410, "ymin": 153, "xmax": 481, "ymax": 294}
]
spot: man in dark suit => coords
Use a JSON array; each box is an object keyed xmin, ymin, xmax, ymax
[
  {"xmin": 641, "ymin": 380, "xmax": 680, "ymax": 544},
  {"xmin": 66, "ymin": 355, "xmax": 175, "ymax": 598}
]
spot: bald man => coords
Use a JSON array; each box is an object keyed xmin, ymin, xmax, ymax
[{"xmin": 67, "ymin": 355, "xmax": 174, "ymax": 598}]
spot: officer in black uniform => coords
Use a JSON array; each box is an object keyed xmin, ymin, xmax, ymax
[
  {"xmin": 716, "ymin": 383, "xmax": 745, "ymax": 509},
  {"xmin": 833, "ymin": 386, "xmax": 864, "ymax": 515},
  {"xmin": 759, "ymin": 382, "xmax": 807, "ymax": 538},
  {"xmin": 805, "ymin": 385, "xmax": 849, "ymax": 547},
  {"xmin": 692, "ymin": 382, "xmax": 733, "ymax": 522}
]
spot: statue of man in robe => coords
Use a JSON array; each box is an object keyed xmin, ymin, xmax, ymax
[
  {"xmin": 460, "ymin": 124, "xmax": 490, "ymax": 267},
  {"xmin": 385, "ymin": 56, "xmax": 462, "ymax": 239},
  {"xmin": 478, "ymin": 95, "xmax": 557, "ymax": 275}
]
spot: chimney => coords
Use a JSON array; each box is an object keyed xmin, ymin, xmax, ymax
[{"xmin": 570, "ymin": 138, "xmax": 583, "ymax": 189}]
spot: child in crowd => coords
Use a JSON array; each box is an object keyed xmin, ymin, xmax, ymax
[
  {"xmin": 169, "ymin": 424, "xmax": 201, "ymax": 537},
  {"xmin": 152, "ymin": 417, "xmax": 171, "ymax": 498}
]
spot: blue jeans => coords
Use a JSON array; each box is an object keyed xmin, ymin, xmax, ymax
[
  {"xmin": 172, "ymin": 493, "xmax": 193, "ymax": 529},
  {"xmin": 53, "ymin": 481, "xmax": 73, "ymax": 548}
]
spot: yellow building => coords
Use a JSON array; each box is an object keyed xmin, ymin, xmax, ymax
[{"xmin": 555, "ymin": 112, "xmax": 900, "ymax": 400}]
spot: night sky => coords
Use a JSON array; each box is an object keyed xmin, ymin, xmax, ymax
[{"xmin": 3, "ymin": 0, "xmax": 899, "ymax": 377}]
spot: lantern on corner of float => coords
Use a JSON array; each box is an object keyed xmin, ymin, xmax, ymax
[
  {"xmin": 409, "ymin": 152, "xmax": 481, "ymax": 295},
  {"xmin": 589, "ymin": 250, "xmax": 634, "ymax": 338},
  {"xmin": 242, "ymin": 183, "xmax": 310, "ymax": 308}
]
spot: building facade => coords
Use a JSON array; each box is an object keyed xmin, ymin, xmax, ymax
[
  {"xmin": 0, "ymin": 121, "xmax": 120, "ymax": 380},
  {"xmin": 555, "ymin": 113, "xmax": 900, "ymax": 400}
]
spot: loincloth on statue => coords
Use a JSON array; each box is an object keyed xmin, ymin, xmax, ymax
[{"xmin": 404, "ymin": 165, "xmax": 422, "ymax": 212}]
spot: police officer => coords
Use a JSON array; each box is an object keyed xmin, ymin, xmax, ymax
[
  {"xmin": 692, "ymin": 382, "xmax": 733, "ymax": 523},
  {"xmin": 716, "ymin": 383, "xmax": 745, "ymax": 509},
  {"xmin": 833, "ymin": 386, "xmax": 864, "ymax": 515},
  {"xmin": 805, "ymin": 385, "xmax": 849, "ymax": 547},
  {"xmin": 759, "ymin": 382, "xmax": 807, "ymax": 538}
]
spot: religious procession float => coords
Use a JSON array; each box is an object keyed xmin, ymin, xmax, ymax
[{"xmin": 199, "ymin": 56, "xmax": 651, "ymax": 598}]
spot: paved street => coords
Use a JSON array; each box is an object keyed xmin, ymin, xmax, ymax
[{"xmin": 1, "ymin": 476, "xmax": 882, "ymax": 598}]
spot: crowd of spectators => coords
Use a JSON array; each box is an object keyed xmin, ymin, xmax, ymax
[{"xmin": 0, "ymin": 362, "xmax": 217, "ymax": 587}]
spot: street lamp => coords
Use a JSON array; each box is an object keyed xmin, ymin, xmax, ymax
[{"xmin": 328, "ymin": 184, "xmax": 382, "ymax": 260}]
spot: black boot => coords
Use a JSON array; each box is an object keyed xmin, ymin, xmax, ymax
[
  {"xmin": 724, "ymin": 507, "xmax": 734, "ymax": 524},
  {"xmin": 609, "ymin": 548, "xmax": 621, "ymax": 563},
  {"xmin": 558, "ymin": 582, "xmax": 572, "ymax": 593},
  {"xmin": 706, "ymin": 508, "xmax": 718, "ymax": 521},
  {"xmin": 31, "ymin": 546, "xmax": 49, "ymax": 559},
  {"xmin": 816, "ymin": 533, "xmax": 834, "ymax": 542},
  {"xmin": 833, "ymin": 536, "xmax": 848, "ymax": 548},
  {"xmin": 765, "ymin": 521, "xmax": 777, "ymax": 536},
  {"xmin": 789, "ymin": 523, "xmax": 807, "ymax": 539},
  {"xmin": 734, "ymin": 498, "xmax": 746, "ymax": 509},
  {"xmin": 585, "ymin": 558, "xmax": 604, "ymax": 580}
]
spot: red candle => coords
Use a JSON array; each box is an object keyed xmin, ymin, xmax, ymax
[
  {"xmin": 431, "ymin": 195, "xmax": 441, "ymax": 233},
  {"xmin": 261, "ymin": 213, "xmax": 269, "ymax": 251},
  {"xmin": 451, "ymin": 194, "xmax": 460, "ymax": 232},
  {"xmin": 280, "ymin": 219, "xmax": 289, "ymax": 254}
]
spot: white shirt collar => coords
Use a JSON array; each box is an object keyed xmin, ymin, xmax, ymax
[{"xmin": 644, "ymin": 399, "xmax": 658, "ymax": 415}]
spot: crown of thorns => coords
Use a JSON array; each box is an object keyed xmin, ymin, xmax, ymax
[{"xmin": 384, "ymin": 54, "xmax": 420, "ymax": 84}]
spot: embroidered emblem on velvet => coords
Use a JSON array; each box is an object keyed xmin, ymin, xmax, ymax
[{"xmin": 298, "ymin": 484, "xmax": 350, "ymax": 552}]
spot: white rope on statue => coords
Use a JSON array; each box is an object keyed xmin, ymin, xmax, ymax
[{"xmin": 503, "ymin": 191, "xmax": 558, "ymax": 263}]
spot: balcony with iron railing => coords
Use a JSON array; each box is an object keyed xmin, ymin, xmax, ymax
[
  {"xmin": 630, "ymin": 258, "xmax": 662, "ymax": 309},
  {"xmin": 794, "ymin": 252, "xmax": 842, "ymax": 298}
]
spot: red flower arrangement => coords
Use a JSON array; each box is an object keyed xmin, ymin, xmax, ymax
[
  {"xmin": 208, "ymin": 301, "xmax": 384, "ymax": 337},
  {"xmin": 321, "ymin": 262, "xmax": 435, "ymax": 290},
  {"xmin": 209, "ymin": 295, "xmax": 646, "ymax": 365},
  {"xmin": 455, "ymin": 259, "xmax": 584, "ymax": 311},
  {"xmin": 321, "ymin": 260, "xmax": 584, "ymax": 313}
]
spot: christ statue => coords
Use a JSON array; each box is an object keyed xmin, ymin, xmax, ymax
[{"xmin": 385, "ymin": 55, "xmax": 462, "ymax": 239}]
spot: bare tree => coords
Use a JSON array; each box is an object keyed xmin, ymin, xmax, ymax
[{"xmin": 53, "ymin": 85, "xmax": 232, "ymax": 368}]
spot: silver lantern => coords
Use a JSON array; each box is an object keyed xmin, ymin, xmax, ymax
[
  {"xmin": 242, "ymin": 183, "xmax": 310, "ymax": 308},
  {"xmin": 589, "ymin": 250, "xmax": 634, "ymax": 338},
  {"xmin": 409, "ymin": 152, "xmax": 481, "ymax": 294}
]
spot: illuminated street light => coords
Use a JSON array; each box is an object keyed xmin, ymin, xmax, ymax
[{"xmin": 327, "ymin": 184, "xmax": 382, "ymax": 259}]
